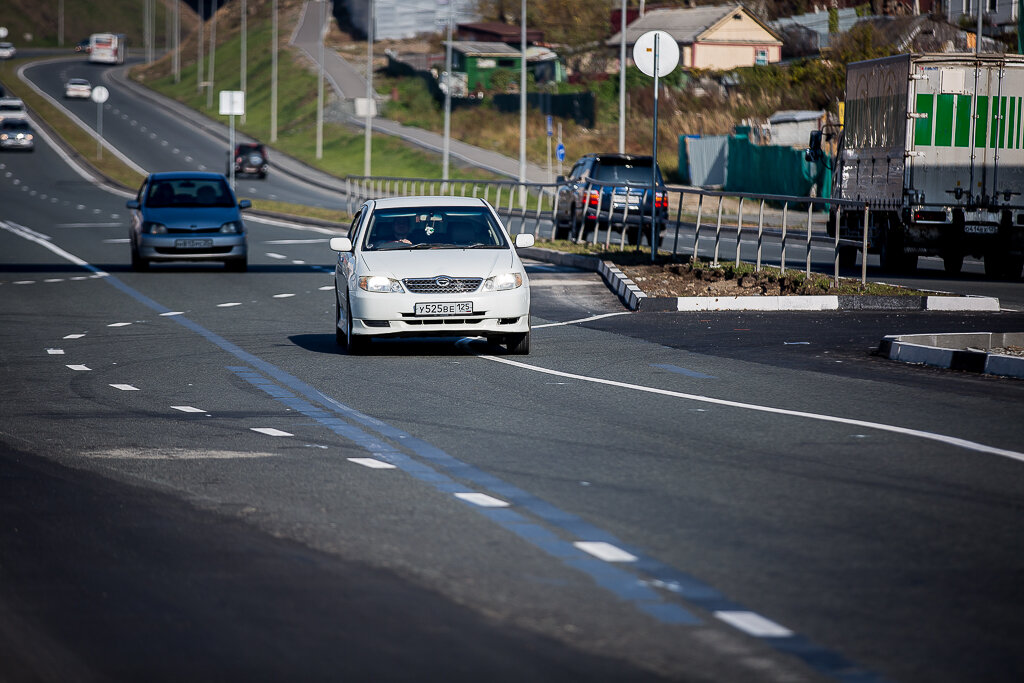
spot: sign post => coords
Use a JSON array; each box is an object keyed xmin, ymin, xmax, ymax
[
  {"xmin": 90, "ymin": 86, "xmax": 109, "ymax": 159},
  {"xmin": 546, "ymin": 115, "xmax": 553, "ymax": 183},
  {"xmin": 556, "ymin": 122, "xmax": 564, "ymax": 178},
  {"xmin": 633, "ymin": 30, "xmax": 679, "ymax": 260},
  {"xmin": 219, "ymin": 90, "xmax": 245, "ymax": 187}
]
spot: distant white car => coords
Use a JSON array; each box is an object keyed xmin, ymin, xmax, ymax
[
  {"xmin": 0, "ymin": 97, "xmax": 28, "ymax": 124},
  {"xmin": 0, "ymin": 42, "xmax": 16, "ymax": 60},
  {"xmin": 330, "ymin": 196, "xmax": 534, "ymax": 354},
  {"xmin": 64, "ymin": 78, "xmax": 92, "ymax": 99}
]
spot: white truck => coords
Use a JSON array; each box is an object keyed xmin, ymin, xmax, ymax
[
  {"xmin": 819, "ymin": 53, "xmax": 1024, "ymax": 279},
  {"xmin": 88, "ymin": 33, "xmax": 127, "ymax": 65}
]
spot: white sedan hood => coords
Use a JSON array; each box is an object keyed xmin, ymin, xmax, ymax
[{"xmin": 359, "ymin": 249, "xmax": 516, "ymax": 279}]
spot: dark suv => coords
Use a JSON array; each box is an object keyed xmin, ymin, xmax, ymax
[
  {"xmin": 554, "ymin": 153, "xmax": 668, "ymax": 243},
  {"xmin": 229, "ymin": 143, "xmax": 269, "ymax": 179}
]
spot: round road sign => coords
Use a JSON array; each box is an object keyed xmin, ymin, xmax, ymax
[
  {"xmin": 0, "ymin": 27, "xmax": 8, "ymax": 39},
  {"xmin": 632, "ymin": 30, "xmax": 679, "ymax": 78},
  {"xmin": 91, "ymin": 86, "xmax": 110, "ymax": 104}
]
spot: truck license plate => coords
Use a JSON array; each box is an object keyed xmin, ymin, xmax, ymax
[
  {"xmin": 964, "ymin": 225, "xmax": 997, "ymax": 235},
  {"xmin": 414, "ymin": 301, "xmax": 473, "ymax": 316}
]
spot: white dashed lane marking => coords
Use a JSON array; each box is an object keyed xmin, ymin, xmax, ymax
[
  {"xmin": 574, "ymin": 541, "xmax": 638, "ymax": 563},
  {"xmin": 171, "ymin": 406, "xmax": 207, "ymax": 413},
  {"xmin": 454, "ymin": 492, "xmax": 510, "ymax": 508},
  {"xmin": 348, "ymin": 457, "xmax": 397, "ymax": 469},
  {"xmin": 46, "ymin": 348, "xmax": 65, "ymax": 355},
  {"xmin": 715, "ymin": 611, "xmax": 794, "ymax": 638},
  {"xmin": 64, "ymin": 334, "xmax": 86, "ymax": 339},
  {"xmin": 66, "ymin": 364, "xmax": 91, "ymax": 371},
  {"xmin": 110, "ymin": 384, "xmax": 140, "ymax": 391},
  {"xmin": 250, "ymin": 427, "xmax": 293, "ymax": 437},
  {"xmin": 107, "ymin": 322, "xmax": 132, "ymax": 327},
  {"xmin": 217, "ymin": 302, "xmax": 242, "ymax": 307}
]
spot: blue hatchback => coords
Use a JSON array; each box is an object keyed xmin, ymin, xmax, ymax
[{"xmin": 127, "ymin": 172, "xmax": 251, "ymax": 271}]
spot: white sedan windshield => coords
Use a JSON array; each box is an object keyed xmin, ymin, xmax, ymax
[{"xmin": 363, "ymin": 208, "xmax": 507, "ymax": 251}]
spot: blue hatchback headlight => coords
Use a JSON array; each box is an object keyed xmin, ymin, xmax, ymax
[
  {"xmin": 143, "ymin": 221, "xmax": 167, "ymax": 234},
  {"xmin": 219, "ymin": 221, "xmax": 243, "ymax": 234}
]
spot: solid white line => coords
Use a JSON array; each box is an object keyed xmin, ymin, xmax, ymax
[
  {"xmin": 470, "ymin": 352, "xmax": 1024, "ymax": 464},
  {"xmin": 347, "ymin": 457, "xmax": 397, "ymax": 469},
  {"xmin": 171, "ymin": 406, "xmax": 206, "ymax": 413},
  {"xmin": 574, "ymin": 541, "xmax": 638, "ymax": 562},
  {"xmin": 715, "ymin": 611, "xmax": 794, "ymax": 638},
  {"xmin": 46, "ymin": 348, "xmax": 65, "ymax": 355},
  {"xmin": 110, "ymin": 384, "xmax": 140, "ymax": 391},
  {"xmin": 250, "ymin": 427, "xmax": 293, "ymax": 437},
  {"xmin": 454, "ymin": 492, "xmax": 510, "ymax": 508},
  {"xmin": 66, "ymin": 364, "xmax": 90, "ymax": 371},
  {"xmin": 532, "ymin": 312, "xmax": 631, "ymax": 329}
]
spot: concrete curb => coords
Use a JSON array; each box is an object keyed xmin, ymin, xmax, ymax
[
  {"xmin": 518, "ymin": 246, "xmax": 1002, "ymax": 313},
  {"xmin": 878, "ymin": 332, "xmax": 1024, "ymax": 379}
]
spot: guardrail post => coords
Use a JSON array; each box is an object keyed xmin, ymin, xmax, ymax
[
  {"xmin": 861, "ymin": 203, "xmax": 869, "ymax": 286},
  {"xmin": 805, "ymin": 202, "xmax": 813, "ymax": 277},
  {"xmin": 692, "ymin": 194, "xmax": 704, "ymax": 262},
  {"xmin": 713, "ymin": 195, "xmax": 724, "ymax": 266},
  {"xmin": 781, "ymin": 202, "xmax": 788, "ymax": 274},
  {"xmin": 534, "ymin": 188, "xmax": 543, "ymax": 237},
  {"xmin": 833, "ymin": 203, "xmax": 841, "ymax": 286},
  {"xmin": 735, "ymin": 197, "xmax": 744, "ymax": 267},
  {"xmin": 756, "ymin": 198, "xmax": 765, "ymax": 272},
  {"xmin": 671, "ymin": 190, "xmax": 683, "ymax": 256}
]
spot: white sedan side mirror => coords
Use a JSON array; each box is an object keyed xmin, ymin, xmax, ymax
[
  {"xmin": 329, "ymin": 237, "xmax": 352, "ymax": 252},
  {"xmin": 514, "ymin": 234, "xmax": 535, "ymax": 248}
]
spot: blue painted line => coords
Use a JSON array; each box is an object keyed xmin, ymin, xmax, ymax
[
  {"xmin": 651, "ymin": 363, "xmax": 716, "ymax": 379},
  {"xmin": 89, "ymin": 270, "xmax": 885, "ymax": 682}
]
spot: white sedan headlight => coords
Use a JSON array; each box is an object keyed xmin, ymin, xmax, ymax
[
  {"xmin": 482, "ymin": 273, "xmax": 523, "ymax": 291},
  {"xmin": 359, "ymin": 275, "xmax": 404, "ymax": 293}
]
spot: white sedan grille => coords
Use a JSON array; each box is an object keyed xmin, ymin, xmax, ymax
[{"xmin": 403, "ymin": 277, "xmax": 482, "ymax": 293}]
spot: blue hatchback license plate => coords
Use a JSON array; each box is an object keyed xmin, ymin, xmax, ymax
[{"xmin": 175, "ymin": 238, "xmax": 214, "ymax": 249}]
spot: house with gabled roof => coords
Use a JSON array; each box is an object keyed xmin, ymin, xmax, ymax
[{"xmin": 608, "ymin": 3, "xmax": 783, "ymax": 71}]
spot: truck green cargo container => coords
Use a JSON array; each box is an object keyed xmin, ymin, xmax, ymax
[{"xmin": 822, "ymin": 53, "xmax": 1024, "ymax": 279}]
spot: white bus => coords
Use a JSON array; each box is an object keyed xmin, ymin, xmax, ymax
[{"xmin": 88, "ymin": 33, "xmax": 127, "ymax": 64}]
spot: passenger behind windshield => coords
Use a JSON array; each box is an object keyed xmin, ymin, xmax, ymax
[{"xmin": 364, "ymin": 209, "xmax": 508, "ymax": 250}]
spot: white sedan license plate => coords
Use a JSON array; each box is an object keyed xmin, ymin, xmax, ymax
[
  {"xmin": 175, "ymin": 238, "xmax": 214, "ymax": 248},
  {"xmin": 414, "ymin": 301, "xmax": 473, "ymax": 316}
]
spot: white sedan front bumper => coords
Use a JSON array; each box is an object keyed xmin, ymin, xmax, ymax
[{"xmin": 347, "ymin": 286, "xmax": 530, "ymax": 338}]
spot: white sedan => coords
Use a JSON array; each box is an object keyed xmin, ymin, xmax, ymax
[
  {"xmin": 330, "ymin": 196, "xmax": 534, "ymax": 354},
  {"xmin": 64, "ymin": 78, "xmax": 93, "ymax": 99}
]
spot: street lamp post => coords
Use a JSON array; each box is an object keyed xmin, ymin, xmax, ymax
[
  {"xmin": 364, "ymin": 0, "xmax": 374, "ymax": 177},
  {"xmin": 619, "ymin": 0, "xmax": 626, "ymax": 153},
  {"xmin": 518, "ymin": 0, "xmax": 526, "ymax": 208},
  {"xmin": 271, "ymin": 0, "xmax": 278, "ymax": 142},
  {"xmin": 241, "ymin": 0, "xmax": 247, "ymax": 124},
  {"xmin": 173, "ymin": 0, "xmax": 180, "ymax": 83},
  {"xmin": 316, "ymin": 0, "xmax": 325, "ymax": 159},
  {"xmin": 442, "ymin": 0, "xmax": 453, "ymax": 181},
  {"xmin": 197, "ymin": 0, "xmax": 205, "ymax": 93},
  {"xmin": 207, "ymin": 0, "xmax": 217, "ymax": 110}
]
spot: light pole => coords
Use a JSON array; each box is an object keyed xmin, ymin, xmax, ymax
[
  {"xmin": 58, "ymin": 0, "xmax": 64, "ymax": 47},
  {"xmin": 364, "ymin": 0, "xmax": 374, "ymax": 177},
  {"xmin": 442, "ymin": 0, "xmax": 454, "ymax": 181},
  {"xmin": 619, "ymin": 0, "xmax": 626, "ymax": 153},
  {"xmin": 271, "ymin": 0, "xmax": 278, "ymax": 142},
  {"xmin": 316, "ymin": 0, "xmax": 325, "ymax": 159},
  {"xmin": 197, "ymin": 0, "xmax": 205, "ymax": 93},
  {"xmin": 207, "ymin": 0, "xmax": 217, "ymax": 110},
  {"xmin": 241, "ymin": 0, "xmax": 247, "ymax": 124},
  {"xmin": 518, "ymin": 0, "xmax": 526, "ymax": 207},
  {"xmin": 173, "ymin": 0, "xmax": 180, "ymax": 83}
]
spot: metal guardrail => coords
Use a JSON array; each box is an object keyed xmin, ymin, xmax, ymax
[{"xmin": 343, "ymin": 175, "xmax": 875, "ymax": 285}]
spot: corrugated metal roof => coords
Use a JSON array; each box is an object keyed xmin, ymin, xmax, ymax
[{"xmin": 449, "ymin": 41, "xmax": 522, "ymax": 57}]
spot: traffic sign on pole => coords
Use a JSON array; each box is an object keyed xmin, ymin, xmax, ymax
[{"xmin": 91, "ymin": 86, "xmax": 109, "ymax": 160}]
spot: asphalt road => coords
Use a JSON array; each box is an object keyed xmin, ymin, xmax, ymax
[{"xmin": 2, "ymin": 60, "xmax": 1024, "ymax": 683}]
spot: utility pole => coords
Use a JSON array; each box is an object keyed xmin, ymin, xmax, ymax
[
  {"xmin": 198, "ymin": 0, "xmax": 205, "ymax": 93},
  {"xmin": 364, "ymin": 0, "xmax": 374, "ymax": 177},
  {"xmin": 442, "ymin": 0, "xmax": 454, "ymax": 181},
  {"xmin": 207, "ymin": 0, "xmax": 217, "ymax": 110},
  {"xmin": 316, "ymin": 0, "xmax": 325, "ymax": 159},
  {"xmin": 173, "ymin": 0, "xmax": 180, "ymax": 83},
  {"xmin": 271, "ymin": 0, "xmax": 278, "ymax": 142},
  {"xmin": 241, "ymin": 0, "xmax": 247, "ymax": 124},
  {"xmin": 518, "ymin": 0, "xmax": 526, "ymax": 207},
  {"xmin": 619, "ymin": 0, "xmax": 626, "ymax": 153}
]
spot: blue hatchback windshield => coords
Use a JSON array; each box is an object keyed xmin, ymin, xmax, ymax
[
  {"xmin": 146, "ymin": 178, "xmax": 234, "ymax": 208},
  {"xmin": 363, "ymin": 207, "xmax": 507, "ymax": 251}
]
